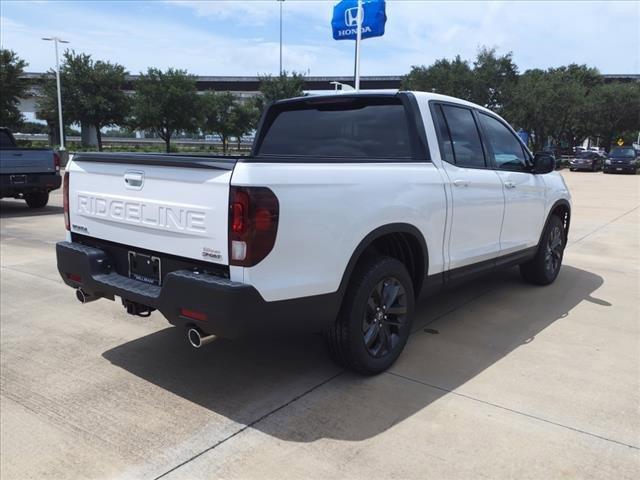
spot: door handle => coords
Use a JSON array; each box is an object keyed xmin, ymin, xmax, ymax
[
  {"xmin": 124, "ymin": 171, "xmax": 144, "ymax": 189},
  {"xmin": 453, "ymin": 179, "xmax": 470, "ymax": 188},
  {"xmin": 504, "ymin": 181, "xmax": 516, "ymax": 189}
]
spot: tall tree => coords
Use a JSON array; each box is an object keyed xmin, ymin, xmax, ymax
[
  {"xmin": 590, "ymin": 82, "xmax": 640, "ymax": 150},
  {"xmin": 0, "ymin": 49, "xmax": 28, "ymax": 129},
  {"xmin": 471, "ymin": 47, "xmax": 518, "ymax": 111},
  {"xmin": 505, "ymin": 65, "xmax": 601, "ymax": 151},
  {"xmin": 229, "ymin": 100, "xmax": 260, "ymax": 150},
  {"xmin": 35, "ymin": 73, "xmax": 64, "ymax": 145},
  {"xmin": 257, "ymin": 70, "xmax": 305, "ymax": 111},
  {"xmin": 36, "ymin": 51, "xmax": 129, "ymax": 150},
  {"xmin": 402, "ymin": 55, "xmax": 474, "ymax": 100},
  {"xmin": 130, "ymin": 68, "xmax": 201, "ymax": 153},
  {"xmin": 201, "ymin": 92, "xmax": 237, "ymax": 153},
  {"xmin": 403, "ymin": 48, "xmax": 518, "ymax": 113}
]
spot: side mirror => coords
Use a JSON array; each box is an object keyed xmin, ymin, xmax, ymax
[{"xmin": 533, "ymin": 153, "xmax": 555, "ymax": 174}]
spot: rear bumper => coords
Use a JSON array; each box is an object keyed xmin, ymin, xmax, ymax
[
  {"xmin": 0, "ymin": 173, "xmax": 61, "ymax": 196},
  {"xmin": 604, "ymin": 164, "xmax": 637, "ymax": 173},
  {"xmin": 56, "ymin": 241, "xmax": 338, "ymax": 338},
  {"xmin": 569, "ymin": 163, "xmax": 595, "ymax": 170}
]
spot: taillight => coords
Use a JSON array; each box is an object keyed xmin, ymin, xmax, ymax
[
  {"xmin": 53, "ymin": 152, "xmax": 61, "ymax": 172},
  {"xmin": 63, "ymin": 171, "xmax": 70, "ymax": 231},
  {"xmin": 66, "ymin": 272, "xmax": 81, "ymax": 282},
  {"xmin": 180, "ymin": 308, "xmax": 207, "ymax": 322},
  {"xmin": 229, "ymin": 186, "xmax": 279, "ymax": 267}
]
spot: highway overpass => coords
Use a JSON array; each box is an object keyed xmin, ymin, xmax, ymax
[
  {"xmin": 17, "ymin": 73, "xmax": 639, "ymax": 115},
  {"xmin": 17, "ymin": 74, "xmax": 402, "ymax": 115}
]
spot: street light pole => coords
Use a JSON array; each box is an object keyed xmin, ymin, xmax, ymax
[
  {"xmin": 279, "ymin": 0, "xmax": 284, "ymax": 75},
  {"xmin": 42, "ymin": 36, "xmax": 69, "ymax": 150}
]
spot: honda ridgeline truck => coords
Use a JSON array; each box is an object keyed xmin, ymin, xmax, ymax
[{"xmin": 56, "ymin": 92, "xmax": 571, "ymax": 374}]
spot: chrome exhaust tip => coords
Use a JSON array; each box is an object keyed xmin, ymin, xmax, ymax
[
  {"xmin": 187, "ymin": 327, "xmax": 217, "ymax": 348},
  {"xmin": 76, "ymin": 288, "xmax": 97, "ymax": 304}
]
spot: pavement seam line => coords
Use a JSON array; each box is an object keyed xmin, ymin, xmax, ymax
[
  {"xmin": 0, "ymin": 265, "xmax": 63, "ymax": 284},
  {"xmin": 385, "ymin": 370, "xmax": 639, "ymax": 451},
  {"xmin": 152, "ymin": 370, "xmax": 345, "ymax": 480},
  {"xmin": 568, "ymin": 205, "xmax": 639, "ymax": 246}
]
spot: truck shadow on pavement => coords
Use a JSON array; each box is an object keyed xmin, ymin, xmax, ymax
[
  {"xmin": 103, "ymin": 264, "xmax": 607, "ymax": 442},
  {"xmin": 0, "ymin": 199, "xmax": 63, "ymax": 218}
]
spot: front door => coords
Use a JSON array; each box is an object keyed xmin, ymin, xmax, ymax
[
  {"xmin": 433, "ymin": 104, "xmax": 505, "ymax": 270},
  {"xmin": 477, "ymin": 112, "xmax": 546, "ymax": 254}
]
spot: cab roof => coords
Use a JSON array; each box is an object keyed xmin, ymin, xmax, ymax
[{"xmin": 277, "ymin": 89, "xmax": 494, "ymax": 116}]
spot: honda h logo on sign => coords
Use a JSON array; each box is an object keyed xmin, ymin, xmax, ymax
[
  {"xmin": 332, "ymin": 0, "xmax": 386, "ymax": 41},
  {"xmin": 345, "ymin": 5, "xmax": 363, "ymax": 27}
]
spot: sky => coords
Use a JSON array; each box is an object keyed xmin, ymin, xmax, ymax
[{"xmin": 1, "ymin": 0, "xmax": 639, "ymax": 77}]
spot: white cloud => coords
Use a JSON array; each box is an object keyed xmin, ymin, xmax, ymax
[
  {"xmin": 1, "ymin": 0, "xmax": 638, "ymax": 76},
  {"xmin": 0, "ymin": 4, "xmax": 349, "ymax": 75},
  {"xmin": 167, "ymin": 0, "xmax": 332, "ymax": 24}
]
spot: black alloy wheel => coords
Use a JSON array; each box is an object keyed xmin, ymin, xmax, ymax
[
  {"xmin": 544, "ymin": 223, "xmax": 563, "ymax": 276},
  {"xmin": 362, "ymin": 277, "xmax": 408, "ymax": 358},
  {"xmin": 326, "ymin": 256, "xmax": 415, "ymax": 374},
  {"xmin": 520, "ymin": 215, "xmax": 565, "ymax": 285}
]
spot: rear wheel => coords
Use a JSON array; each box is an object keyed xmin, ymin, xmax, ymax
[
  {"xmin": 520, "ymin": 215, "xmax": 565, "ymax": 285},
  {"xmin": 24, "ymin": 191, "xmax": 49, "ymax": 209},
  {"xmin": 326, "ymin": 256, "xmax": 415, "ymax": 375}
]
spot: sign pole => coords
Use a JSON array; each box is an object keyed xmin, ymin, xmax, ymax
[{"xmin": 354, "ymin": 0, "xmax": 362, "ymax": 90}]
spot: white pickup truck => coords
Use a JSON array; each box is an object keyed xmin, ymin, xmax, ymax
[{"xmin": 56, "ymin": 91, "xmax": 571, "ymax": 374}]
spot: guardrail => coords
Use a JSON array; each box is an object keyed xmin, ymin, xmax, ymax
[{"xmin": 13, "ymin": 133, "xmax": 254, "ymax": 148}]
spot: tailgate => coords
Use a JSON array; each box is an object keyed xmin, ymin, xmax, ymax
[
  {"xmin": 0, "ymin": 149, "xmax": 54, "ymax": 175},
  {"xmin": 69, "ymin": 154, "xmax": 235, "ymax": 265}
]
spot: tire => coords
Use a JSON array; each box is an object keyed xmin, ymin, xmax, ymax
[
  {"xmin": 520, "ymin": 215, "xmax": 565, "ymax": 285},
  {"xmin": 326, "ymin": 256, "xmax": 415, "ymax": 375},
  {"xmin": 24, "ymin": 191, "xmax": 49, "ymax": 208}
]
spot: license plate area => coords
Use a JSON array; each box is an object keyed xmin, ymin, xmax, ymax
[
  {"xmin": 128, "ymin": 251, "xmax": 161, "ymax": 286},
  {"xmin": 10, "ymin": 175, "xmax": 26, "ymax": 184}
]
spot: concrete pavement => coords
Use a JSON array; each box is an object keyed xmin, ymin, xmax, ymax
[{"xmin": 1, "ymin": 171, "xmax": 638, "ymax": 479}]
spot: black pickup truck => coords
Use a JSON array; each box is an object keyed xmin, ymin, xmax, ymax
[{"xmin": 0, "ymin": 127, "xmax": 61, "ymax": 208}]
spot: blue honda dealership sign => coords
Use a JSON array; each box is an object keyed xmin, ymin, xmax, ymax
[{"xmin": 332, "ymin": 0, "xmax": 387, "ymax": 41}]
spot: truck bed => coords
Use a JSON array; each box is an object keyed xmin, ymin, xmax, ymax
[{"xmin": 0, "ymin": 147, "xmax": 57, "ymax": 175}]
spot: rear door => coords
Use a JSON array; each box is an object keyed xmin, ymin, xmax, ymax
[
  {"xmin": 432, "ymin": 103, "xmax": 505, "ymax": 271},
  {"xmin": 68, "ymin": 155, "xmax": 233, "ymax": 265},
  {"xmin": 477, "ymin": 111, "xmax": 546, "ymax": 254}
]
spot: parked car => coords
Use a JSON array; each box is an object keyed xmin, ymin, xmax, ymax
[
  {"xmin": 603, "ymin": 147, "xmax": 638, "ymax": 174},
  {"xmin": 569, "ymin": 151, "xmax": 606, "ymax": 171},
  {"xmin": 0, "ymin": 127, "xmax": 61, "ymax": 208},
  {"xmin": 55, "ymin": 91, "xmax": 571, "ymax": 374}
]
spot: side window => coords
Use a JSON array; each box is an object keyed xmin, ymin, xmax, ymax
[
  {"xmin": 440, "ymin": 105, "xmax": 486, "ymax": 168},
  {"xmin": 479, "ymin": 113, "xmax": 529, "ymax": 172},
  {"xmin": 433, "ymin": 105, "xmax": 455, "ymax": 164}
]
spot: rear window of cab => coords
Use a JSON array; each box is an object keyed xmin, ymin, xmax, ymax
[{"xmin": 257, "ymin": 97, "xmax": 413, "ymax": 160}]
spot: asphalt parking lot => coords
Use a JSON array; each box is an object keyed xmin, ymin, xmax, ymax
[{"xmin": 1, "ymin": 171, "xmax": 638, "ymax": 479}]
